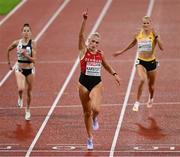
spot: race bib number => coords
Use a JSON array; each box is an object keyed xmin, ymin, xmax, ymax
[
  {"xmin": 85, "ymin": 62, "xmax": 101, "ymax": 76},
  {"xmin": 138, "ymin": 40, "xmax": 152, "ymax": 52}
]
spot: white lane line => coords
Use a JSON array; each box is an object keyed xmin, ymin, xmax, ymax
[
  {"xmin": 0, "ymin": 0, "xmax": 27, "ymax": 26},
  {"xmin": 109, "ymin": 0, "xmax": 155, "ymax": 156},
  {"xmin": 0, "ymin": 0, "xmax": 71, "ymax": 87},
  {"xmin": 25, "ymin": 0, "xmax": 112, "ymax": 157},
  {"xmin": 0, "ymin": 101, "xmax": 179, "ymax": 110},
  {"xmin": 0, "ymin": 144, "xmax": 19, "ymax": 146}
]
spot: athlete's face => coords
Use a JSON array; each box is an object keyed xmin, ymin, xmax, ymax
[
  {"xmin": 88, "ymin": 35, "xmax": 100, "ymax": 51},
  {"xmin": 22, "ymin": 26, "xmax": 31, "ymax": 39},
  {"xmin": 142, "ymin": 18, "xmax": 151, "ymax": 31}
]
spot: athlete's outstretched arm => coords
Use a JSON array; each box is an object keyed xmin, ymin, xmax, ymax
[
  {"xmin": 113, "ymin": 37, "xmax": 137, "ymax": 57},
  {"xmin": 79, "ymin": 10, "xmax": 88, "ymax": 58}
]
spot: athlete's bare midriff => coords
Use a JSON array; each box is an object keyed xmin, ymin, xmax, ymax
[{"xmin": 17, "ymin": 62, "xmax": 34, "ymax": 69}]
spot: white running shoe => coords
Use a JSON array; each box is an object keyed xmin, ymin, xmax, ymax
[
  {"xmin": 147, "ymin": 98, "xmax": 154, "ymax": 108},
  {"xmin": 92, "ymin": 118, "xmax": 99, "ymax": 131},
  {"xmin": 25, "ymin": 109, "xmax": 31, "ymax": 121},
  {"xmin": 132, "ymin": 101, "xmax": 140, "ymax": 112},
  {"xmin": 17, "ymin": 97, "xmax": 23, "ymax": 108},
  {"xmin": 87, "ymin": 138, "xmax": 93, "ymax": 150}
]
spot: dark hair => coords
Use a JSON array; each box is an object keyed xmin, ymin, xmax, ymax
[{"xmin": 22, "ymin": 23, "xmax": 31, "ymax": 31}]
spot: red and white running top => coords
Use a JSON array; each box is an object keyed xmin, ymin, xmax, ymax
[{"xmin": 80, "ymin": 50, "xmax": 103, "ymax": 76}]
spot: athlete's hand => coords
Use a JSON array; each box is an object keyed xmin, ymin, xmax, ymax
[
  {"xmin": 21, "ymin": 50, "xmax": 28, "ymax": 57},
  {"xmin": 8, "ymin": 62, "xmax": 12, "ymax": 70},
  {"xmin": 83, "ymin": 9, "xmax": 88, "ymax": 20},
  {"xmin": 114, "ymin": 74, "xmax": 121, "ymax": 86}
]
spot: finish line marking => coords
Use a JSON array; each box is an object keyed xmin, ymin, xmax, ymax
[{"xmin": 133, "ymin": 145, "xmax": 176, "ymax": 151}]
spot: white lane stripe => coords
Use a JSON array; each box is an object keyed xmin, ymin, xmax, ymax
[
  {"xmin": 25, "ymin": 0, "xmax": 112, "ymax": 157},
  {"xmin": 146, "ymin": 0, "xmax": 155, "ymax": 17},
  {"xmin": 0, "ymin": 0, "xmax": 71, "ymax": 87},
  {"xmin": 0, "ymin": 101, "xmax": 179, "ymax": 110},
  {"xmin": 109, "ymin": 0, "xmax": 155, "ymax": 156},
  {"xmin": 0, "ymin": 0, "xmax": 27, "ymax": 26},
  {"xmin": 0, "ymin": 144, "xmax": 19, "ymax": 146},
  {"xmin": 0, "ymin": 63, "xmax": 17, "ymax": 87}
]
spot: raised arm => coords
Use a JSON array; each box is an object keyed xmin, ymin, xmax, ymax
[
  {"xmin": 7, "ymin": 40, "xmax": 19, "ymax": 69},
  {"xmin": 79, "ymin": 10, "xmax": 88, "ymax": 58},
  {"xmin": 113, "ymin": 37, "xmax": 137, "ymax": 57}
]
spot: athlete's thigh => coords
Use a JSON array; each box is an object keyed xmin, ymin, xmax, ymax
[
  {"xmin": 136, "ymin": 64, "xmax": 147, "ymax": 81},
  {"xmin": 26, "ymin": 73, "xmax": 35, "ymax": 90},
  {"xmin": 89, "ymin": 82, "xmax": 103, "ymax": 106},
  {"xmin": 78, "ymin": 83, "xmax": 91, "ymax": 112},
  {"xmin": 15, "ymin": 71, "xmax": 26, "ymax": 89}
]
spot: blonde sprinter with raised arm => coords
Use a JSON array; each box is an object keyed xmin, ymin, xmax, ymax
[
  {"xmin": 78, "ymin": 10, "xmax": 121, "ymax": 150},
  {"xmin": 114, "ymin": 16, "xmax": 163, "ymax": 111},
  {"xmin": 7, "ymin": 23, "xmax": 36, "ymax": 120}
]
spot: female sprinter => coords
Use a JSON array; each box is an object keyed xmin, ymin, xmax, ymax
[
  {"xmin": 7, "ymin": 23, "xmax": 36, "ymax": 121},
  {"xmin": 114, "ymin": 16, "xmax": 163, "ymax": 112},
  {"xmin": 78, "ymin": 10, "xmax": 121, "ymax": 150}
]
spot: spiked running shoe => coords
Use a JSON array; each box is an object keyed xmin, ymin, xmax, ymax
[
  {"xmin": 25, "ymin": 109, "xmax": 31, "ymax": 121},
  {"xmin": 87, "ymin": 138, "xmax": 93, "ymax": 150},
  {"xmin": 147, "ymin": 98, "xmax": 154, "ymax": 108},
  {"xmin": 132, "ymin": 101, "xmax": 140, "ymax": 112}
]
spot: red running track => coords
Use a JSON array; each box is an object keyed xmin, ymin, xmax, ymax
[{"xmin": 0, "ymin": 0, "xmax": 180, "ymax": 156}]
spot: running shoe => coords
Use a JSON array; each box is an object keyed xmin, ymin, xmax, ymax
[
  {"xmin": 132, "ymin": 101, "xmax": 140, "ymax": 112},
  {"xmin": 147, "ymin": 98, "xmax": 153, "ymax": 108},
  {"xmin": 87, "ymin": 138, "xmax": 93, "ymax": 150},
  {"xmin": 92, "ymin": 118, "xmax": 99, "ymax": 131},
  {"xmin": 17, "ymin": 97, "xmax": 23, "ymax": 108},
  {"xmin": 25, "ymin": 109, "xmax": 31, "ymax": 121}
]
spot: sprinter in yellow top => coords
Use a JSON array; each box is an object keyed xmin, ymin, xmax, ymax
[{"xmin": 114, "ymin": 16, "xmax": 163, "ymax": 111}]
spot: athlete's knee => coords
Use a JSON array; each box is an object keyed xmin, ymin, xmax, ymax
[
  {"xmin": 91, "ymin": 104, "xmax": 99, "ymax": 113},
  {"xmin": 140, "ymin": 76, "xmax": 146, "ymax": 83},
  {"xmin": 149, "ymin": 84, "xmax": 155, "ymax": 91},
  {"xmin": 139, "ymin": 78, "xmax": 146, "ymax": 85},
  {"xmin": 91, "ymin": 101, "xmax": 100, "ymax": 112}
]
